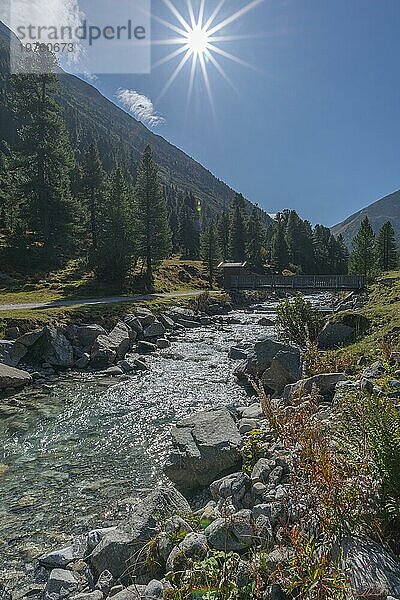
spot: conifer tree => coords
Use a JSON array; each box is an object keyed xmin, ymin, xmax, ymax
[
  {"xmin": 375, "ymin": 221, "xmax": 398, "ymax": 271},
  {"xmin": 79, "ymin": 143, "xmax": 105, "ymax": 252},
  {"xmin": 11, "ymin": 56, "xmax": 81, "ymax": 263},
  {"xmin": 329, "ymin": 233, "xmax": 349, "ymax": 274},
  {"xmin": 229, "ymin": 193, "xmax": 247, "ymax": 262},
  {"xmin": 134, "ymin": 145, "xmax": 172, "ymax": 289},
  {"xmin": 246, "ymin": 207, "xmax": 266, "ymax": 271},
  {"xmin": 0, "ymin": 143, "xmax": 19, "ymax": 231},
  {"xmin": 349, "ymin": 216, "xmax": 376, "ymax": 276},
  {"xmin": 217, "ymin": 212, "xmax": 230, "ymax": 260},
  {"xmin": 201, "ymin": 222, "xmax": 222, "ymax": 287},
  {"xmin": 285, "ymin": 210, "xmax": 315, "ymax": 273},
  {"xmin": 179, "ymin": 192, "xmax": 200, "ymax": 259},
  {"xmin": 271, "ymin": 215, "xmax": 289, "ymax": 272},
  {"xmin": 94, "ymin": 169, "xmax": 134, "ymax": 290}
]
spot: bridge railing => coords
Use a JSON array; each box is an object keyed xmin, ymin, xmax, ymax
[{"xmin": 229, "ymin": 274, "xmax": 365, "ymax": 290}]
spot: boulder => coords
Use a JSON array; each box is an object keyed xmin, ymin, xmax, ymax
[
  {"xmin": 91, "ymin": 322, "xmax": 131, "ymax": 368},
  {"xmin": 109, "ymin": 586, "xmax": 144, "ymax": 600},
  {"xmin": 76, "ymin": 325, "xmax": 107, "ymax": 348},
  {"xmin": 164, "ymin": 408, "xmax": 242, "ymax": 491},
  {"xmin": 39, "ymin": 546, "xmax": 80, "ymax": 569},
  {"xmin": 239, "ymin": 339, "xmax": 299, "ymax": 379},
  {"xmin": 318, "ymin": 323, "xmax": 355, "ymax": 349},
  {"xmin": 43, "ymin": 569, "xmax": 79, "ymax": 600},
  {"xmin": 283, "ymin": 373, "xmax": 348, "ymax": 402},
  {"xmin": 5, "ymin": 326, "xmax": 21, "ymax": 340},
  {"xmin": 158, "ymin": 314, "xmax": 175, "ymax": 330},
  {"xmin": 0, "ymin": 340, "xmax": 27, "ymax": 367},
  {"xmin": 30, "ymin": 325, "xmax": 74, "ymax": 368},
  {"xmin": 144, "ymin": 580, "xmax": 164, "ymax": 599},
  {"xmin": 89, "ymin": 486, "xmax": 190, "ymax": 582},
  {"xmin": 156, "ymin": 339, "xmax": 170, "ymax": 350},
  {"xmin": 123, "ymin": 315, "xmax": 144, "ymax": 337},
  {"xmin": 135, "ymin": 309, "xmax": 156, "ymax": 327},
  {"xmin": 362, "ymin": 361, "xmax": 385, "ymax": 379},
  {"xmin": 205, "ymin": 510, "xmax": 254, "ymax": 551},
  {"xmin": 229, "ymin": 345, "xmax": 251, "ymax": 361},
  {"xmin": 258, "ymin": 318, "xmax": 274, "ymax": 326},
  {"xmin": 167, "ymin": 307, "xmax": 197, "ymax": 323},
  {"xmin": 261, "ymin": 350, "xmax": 302, "ymax": 394},
  {"xmin": 95, "ymin": 570, "xmax": 115, "ymax": 596},
  {"xmin": 341, "ymin": 536, "xmax": 400, "ymax": 598},
  {"xmin": 242, "ymin": 403, "xmax": 263, "ymax": 419},
  {"xmin": 74, "ymin": 353, "xmax": 90, "ymax": 370},
  {"xmin": 72, "ymin": 593, "xmax": 103, "ymax": 600},
  {"xmin": 87, "ymin": 527, "xmax": 117, "ymax": 552},
  {"xmin": 178, "ymin": 319, "xmax": 202, "ymax": 329},
  {"xmin": 210, "ymin": 472, "xmax": 252, "ymax": 510},
  {"xmin": 144, "ymin": 322, "xmax": 165, "ymax": 339},
  {"xmin": 0, "ymin": 363, "xmax": 32, "ymax": 389},
  {"xmin": 166, "ymin": 533, "xmax": 208, "ymax": 572},
  {"xmin": 17, "ymin": 328, "xmax": 44, "ymax": 347},
  {"xmin": 137, "ymin": 341, "xmax": 158, "ymax": 354}
]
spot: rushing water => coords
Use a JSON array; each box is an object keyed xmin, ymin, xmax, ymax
[{"xmin": 0, "ymin": 295, "xmax": 332, "ymax": 586}]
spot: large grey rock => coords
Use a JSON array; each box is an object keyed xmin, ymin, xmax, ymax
[
  {"xmin": 158, "ymin": 314, "xmax": 175, "ymax": 330},
  {"xmin": 362, "ymin": 361, "xmax": 385, "ymax": 379},
  {"xmin": 144, "ymin": 580, "xmax": 164, "ymax": 599},
  {"xmin": 318, "ymin": 323, "xmax": 354, "ymax": 349},
  {"xmin": 167, "ymin": 307, "xmax": 197, "ymax": 323},
  {"xmin": 0, "ymin": 340, "xmax": 27, "ymax": 367},
  {"xmin": 261, "ymin": 350, "xmax": 301, "ymax": 393},
  {"xmin": 283, "ymin": 373, "xmax": 348, "ymax": 402},
  {"xmin": 143, "ymin": 322, "xmax": 165, "ymax": 339},
  {"xmin": 39, "ymin": 546, "xmax": 79, "ymax": 569},
  {"xmin": 43, "ymin": 569, "xmax": 79, "ymax": 600},
  {"xmin": 17, "ymin": 328, "xmax": 44, "ymax": 347},
  {"xmin": 123, "ymin": 315, "xmax": 144, "ymax": 337},
  {"xmin": 205, "ymin": 510, "xmax": 254, "ymax": 551},
  {"xmin": 341, "ymin": 536, "xmax": 400, "ymax": 598},
  {"xmin": 164, "ymin": 408, "xmax": 242, "ymax": 491},
  {"xmin": 30, "ymin": 325, "xmax": 74, "ymax": 368},
  {"xmin": 238, "ymin": 339, "xmax": 298, "ymax": 379},
  {"xmin": 76, "ymin": 325, "xmax": 107, "ymax": 348},
  {"xmin": 91, "ymin": 322, "xmax": 131, "ymax": 368},
  {"xmin": 89, "ymin": 486, "xmax": 190, "ymax": 582},
  {"xmin": 109, "ymin": 586, "xmax": 144, "ymax": 600},
  {"xmin": 0, "ymin": 363, "xmax": 32, "ymax": 389},
  {"xmin": 166, "ymin": 533, "xmax": 208, "ymax": 572},
  {"xmin": 135, "ymin": 309, "xmax": 156, "ymax": 327}
]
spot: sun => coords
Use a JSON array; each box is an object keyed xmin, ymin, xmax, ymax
[
  {"xmin": 152, "ymin": 0, "xmax": 265, "ymax": 109},
  {"xmin": 185, "ymin": 25, "xmax": 210, "ymax": 57}
]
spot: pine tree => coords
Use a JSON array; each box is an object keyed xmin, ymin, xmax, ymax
[
  {"xmin": 246, "ymin": 207, "xmax": 266, "ymax": 271},
  {"xmin": 349, "ymin": 217, "xmax": 376, "ymax": 276},
  {"xmin": 201, "ymin": 222, "xmax": 222, "ymax": 287},
  {"xmin": 217, "ymin": 212, "xmax": 230, "ymax": 260},
  {"xmin": 313, "ymin": 225, "xmax": 331, "ymax": 274},
  {"xmin": 0, "ymin": 143, "xmax": 20, "ymax": 231},
  {"xmin": 271, "ymin": 214, "xmax": 289, "ymax": 272},
  {"xmin": 134, "ymin": 146, "xmax": 172, "ymax": 289},
  {"xmin": 229, "ymin": 194, "xmax": 247, "ymax": 262},
  {"xmin": 79, "ymin": 143, "xmax": 105, "ymax": 252},
  {"xmin": 375, "ymin": 221, "xmax": 398, "ymax": 271},
  {"xmin": 11, "ymin": 58, "xmax": 81, "ymax": 263},
  {"xmin": 285, "ymin": 210, "xmax": 315, "ymax": 273},
  {"xmin": 94, "ymin": 169, "xmax": 135, "ymax": 290},
  {"xmin": 178, "ymin": 192, "xmax": 200, "ymax": 259},
  {"xmin": 329, "ymin": 234, "xmax": 349, "ymax": 275}
]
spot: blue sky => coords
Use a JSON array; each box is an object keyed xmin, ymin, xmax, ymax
[{"xmin": 91, "ymin": 0, "xmax": 400, "ymax": 226}]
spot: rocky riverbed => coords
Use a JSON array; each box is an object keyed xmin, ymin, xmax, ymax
[
  {"xmin": 0, "ymin": 295, "xmax": 288, "ymax": 591},
  {"xmin": 2, "ymin": 292, "xmax": 399, "ymax": 600}
]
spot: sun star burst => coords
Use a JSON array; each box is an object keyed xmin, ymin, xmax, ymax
[{"xmin": 153, "ymin": 0, "xmax": 265, "ymax": 109}]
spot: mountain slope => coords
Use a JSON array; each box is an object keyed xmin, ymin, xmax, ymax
[
  {"xmin": 0, "ymin": 21, "xmax": 272, "ymax": 225},
  {"xmin": 332, "ymin": 190, "xmax": 400, "ymax": 247}
]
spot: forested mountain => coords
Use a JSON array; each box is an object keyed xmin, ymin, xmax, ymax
[
  {"xmin": 0, "ymin": 21, "xmax": 271, "ymax": 225},
  {"xmin": 332, "ymin": 189, "xmax": 400, "ymax": 247}
]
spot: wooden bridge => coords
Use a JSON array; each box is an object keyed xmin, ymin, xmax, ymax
[{"xmin": 228, "ymin": 274, "xmax": 365, "ymax": 291}]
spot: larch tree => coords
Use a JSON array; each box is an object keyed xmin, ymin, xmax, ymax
[
  {"xmin": 94, "ymin": 168, "xmax": 135, "ymax": 290},
  {"xmin": 134, "ymin": 145, "xmax": 172, "ymax": 289},
  {"xmin": 246, "ymin": 207, "xmax": 266, "ymax": 271},
  {"xmin": 201, "ymin": 222, "xmax": 222, "ymax": 287},
  {"xmin": 217, "ymin": 212, "xmax": 230, "ymax": 260},
  {"xmin": 349, "ymin": 216, "xmax": 376, "ymax": 276},
  {"xmin": 11, "ymin": 54, "xmax": 82, "ymax": 264},
  {"xmin": 375, "ymin": 221, "xmax": 398, "ymax": 271},
  {"xmin": 229, "ymin": 193, "xmax": 247, "ymax": 262},
  {"xmin": 270, "ymin": 215, "xmax": 289, "ymax": 272},
  {"xmin": 79, "ymin": 143, "xmax": 105, "ymax": 253}
]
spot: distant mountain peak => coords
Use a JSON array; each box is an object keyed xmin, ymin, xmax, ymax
[{"xmin": 332, "ymin": 189, "xmax": 400, "ymax": 246}]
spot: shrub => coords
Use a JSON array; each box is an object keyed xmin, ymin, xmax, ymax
[{"xmin": 276, "ymin": 295, "xmax": 324, "ymax": 347}]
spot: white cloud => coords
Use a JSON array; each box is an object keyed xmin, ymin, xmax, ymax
[{"xmin": 116, "ymin": 89, "xmax": 165, "ymax": 128}]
